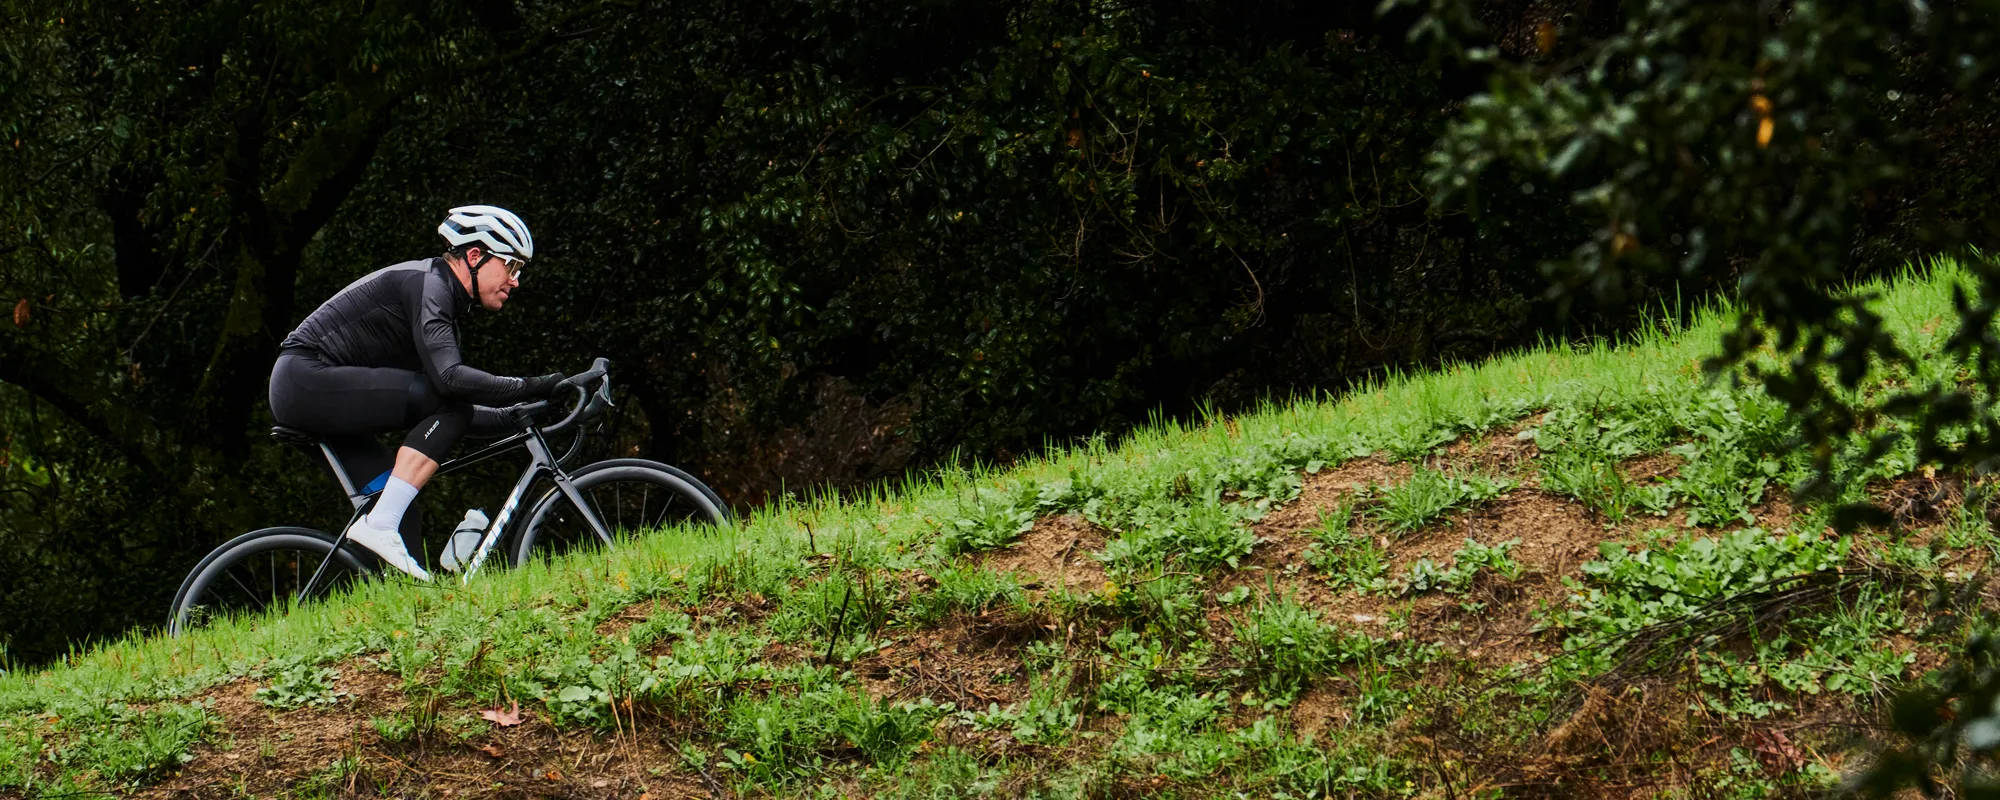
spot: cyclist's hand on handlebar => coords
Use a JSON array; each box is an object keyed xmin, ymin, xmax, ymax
[{"xmin": 557, "ymin": 358, "xmax": 612, "ymax": 391}]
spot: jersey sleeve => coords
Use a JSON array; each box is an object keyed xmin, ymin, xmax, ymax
[{"xmin": 411, "ymin": 269, "xmax": 537, "ymax": 405}]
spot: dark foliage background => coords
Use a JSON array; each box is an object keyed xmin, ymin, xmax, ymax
[{"xmin": 0, "ymin": 0, "xmax": 1990, "ymax": 666}]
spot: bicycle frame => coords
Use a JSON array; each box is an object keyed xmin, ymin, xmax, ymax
[{"xmin": 298, "ymin": 403, "xmax": 616, "ymax": 597}]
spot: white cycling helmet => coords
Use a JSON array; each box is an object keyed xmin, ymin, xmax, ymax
[{"xmin": 437, "ymin": 205, "xmax": 534, "ymax": 261}]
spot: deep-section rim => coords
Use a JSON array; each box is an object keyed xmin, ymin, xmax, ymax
[{"xmin": 168, "ymin": 527, "xmax": 374, "ymax": 637}]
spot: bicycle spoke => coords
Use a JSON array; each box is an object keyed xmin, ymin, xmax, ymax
[
  {"xmin": 664, "ymin": 488, "xmax": 688, "ymax": 532},
  {"xmin": 222, "ymin": 566, "xmax": 268, "ymax": 612},
  {"xmin": 520, "ymin": 467, "xmax": 725, "ymax": 564},
  {"xmin": 588, "ymin": 490, "xmax": 613, "ymax": 541}
]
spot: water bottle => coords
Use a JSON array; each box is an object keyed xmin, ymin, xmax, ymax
[{"xmin": 440, "ymin": 508, "xmax": 489, "ymax": 574}]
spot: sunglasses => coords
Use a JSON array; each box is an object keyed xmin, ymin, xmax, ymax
[{"xmin": 486, "ymin": 251, "xmax": 526, "ymax": 280}]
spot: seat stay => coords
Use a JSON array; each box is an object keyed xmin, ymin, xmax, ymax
[{"xmin": 297, "ymin": 507, "xmax": 365, "ymax": 603}]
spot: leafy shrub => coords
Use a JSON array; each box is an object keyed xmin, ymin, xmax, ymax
[
  {"xmin": 1397, "ymin": 559, "xmax": 1455, "ymax": 595},
  {"xmin": 1534, "ymin": 402, "xmax": 1676, "ymax": 463},
  {"xmin": 0, "ymin": 721, "xmax": 38, "ymax": 791},
  {"xmin": 1379, "ymin": 418, "xmax": 1461, "ymax": 462},
  {"xmin": 1549, "ymin": 527, "xmax": 1887, "ymax": 703},
  {"xmin": 50, "ymin": 703, "xmax": 212, "ymax": 788},
  {"xmin": 1205, "ymin": 432, "xmax": 1359, "ymax": 509},
  {"xmin": 940, "ymin": 487, "xmax": 1038, "ymax": 555},
  {"xmin": 966, "ymin": 667, "xmax": 1081, "ymax": 746},
  {"xmin": 771, "ymin": 571, "xmax": 892, "ymax": 660},
  {"xmin": 1670, "ymin": 444, "xmax": 1778, "ymax": 528},
  {"xmin": 1557, "ymin": 528, "xmax": 1850, "ymax": 640},
  {"xmin": 1106, "ymin": 685, "xmax": 1237, "ymax": 778},
  {"xmin": 1541, "ymin": 453, "xmax": 1647, "ymax": 523},
  {"xmin": 1533, "ymin": 401, "xmax": 1683, "ymax": 522},
  {"xmin": 1111, "ymin": 570, "xmax": 1208, "ymax": 640},
  {"xmin": 536, "ymin": 643, "xmax": 657, "ymax": 726}
]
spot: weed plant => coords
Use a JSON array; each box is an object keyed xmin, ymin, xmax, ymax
[
  {"xmin": 901, "ymin": 565, "xmax": 1027, "ymax": 625},
  {"xmin": 1396, "ymin": 537, "xmax": 1526, "ymax": 595},
  {"xmin": 1096, "ymin": 490, "xmax": 1260, "ymax": 573},
  {"xmin": 1230, "ymin": 594, "xmax": 1353, "ymax": 706},
  {"xmin": 1369, "ymin": 468, "xmax": 1514, "ymax": 533},
  {"xmin": 1302, "ymin": 505, "xmax": 1390, "ymax": 592},
  {"xmin": 966, "ymin": 665, "xmax": 1083, "ymax": 746},
  {"xmin": 253, "ymin": 659, "xmax": 347, "ymax": 709}
]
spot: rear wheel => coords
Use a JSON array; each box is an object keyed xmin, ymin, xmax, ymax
[
  {"xmin": 169, "ymin": 528, "xmax": 374, "ymax": 636},
  {"xmin": 510, "ymin": 463, "xmax": 730, "ymax": 565}
]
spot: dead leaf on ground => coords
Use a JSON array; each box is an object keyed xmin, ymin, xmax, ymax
[
  {"xmin": 480, "ymin": 701, "xmax": 524, "ymax": 727},
  {"xmin": 477, "ymin": 743, "xmax": 506, "ymax": 759}
]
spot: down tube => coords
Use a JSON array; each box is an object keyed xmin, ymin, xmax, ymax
[{"xmin": 459, "ymin": 463, "xmax": 548, "ymax": 582}]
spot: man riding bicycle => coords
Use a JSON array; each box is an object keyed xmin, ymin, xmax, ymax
[{"xmin": 268, "ymin": 205, "xmax": 567, "ymax": 581}]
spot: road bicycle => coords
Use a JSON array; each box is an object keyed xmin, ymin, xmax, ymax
[{"xmin": 168, "ymin": 358, "xmax": 731, "ymax": 635}]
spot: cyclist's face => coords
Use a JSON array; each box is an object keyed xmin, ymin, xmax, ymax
[{"xmin": 473, "ymin": 252, "xmax": 522, "ymax": 311}]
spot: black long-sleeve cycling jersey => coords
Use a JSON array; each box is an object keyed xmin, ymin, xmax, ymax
[{"xmin": 280, "ymin": 258, "xmax": 539, "ymax": 406}]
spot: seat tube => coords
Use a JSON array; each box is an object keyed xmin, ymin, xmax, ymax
[{"xmin": 317, "ymin": 443, "xmax": 369, "ymax": 509}]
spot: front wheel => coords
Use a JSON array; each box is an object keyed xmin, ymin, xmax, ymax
[
  {"xmin": 169, "ymin": 527, "xmax": 375, "ymax": 636},
  {"xmin": 510, "ymin": 463, "xmax": 730, "ymax": 565}
]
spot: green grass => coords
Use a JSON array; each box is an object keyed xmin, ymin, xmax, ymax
[{"xmin": 2, "ymin": 257, "xmax": 1993, "ymax": 795}]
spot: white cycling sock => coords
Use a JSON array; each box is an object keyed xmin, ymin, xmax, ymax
[{"xmin": 366, "ymin": 477, "xmax": 420, "ymax": 532}]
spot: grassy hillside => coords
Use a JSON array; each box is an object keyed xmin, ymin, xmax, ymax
[{"xmin": 2, "ymin": 261, "xmax": 1991, "ymax": 798}]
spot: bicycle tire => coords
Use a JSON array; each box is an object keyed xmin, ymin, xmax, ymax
[
  {"xmin": 169, "ymin": 527, "xmax": 374, "ymax": 636},
  {"xmin": 510, "ymin": 464, "xmax": 730, "ymax": 566}
]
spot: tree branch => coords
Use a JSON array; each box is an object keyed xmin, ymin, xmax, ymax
[{"xmin": 0, "ymin": 333, "xmax": 168, "ymax": 481}]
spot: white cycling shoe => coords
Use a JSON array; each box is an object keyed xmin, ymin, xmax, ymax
[{"xmin": 341, "ymin": 516, "xmax": 433, "ymax": 582}]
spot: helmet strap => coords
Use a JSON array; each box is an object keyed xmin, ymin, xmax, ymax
[{"xmin": 464, "ymin": 250, "xmax": 491, "ymax": 306}]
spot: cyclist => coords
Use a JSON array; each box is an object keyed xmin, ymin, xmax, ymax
[{"xmin": 268, "ymin": 205, "xmax": 567, "ymax": 581}]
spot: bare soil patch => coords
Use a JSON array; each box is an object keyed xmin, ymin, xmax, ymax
[
  {"xmin": 858, "ymin": 610, "xmax": 1042, "ymax": 710},
  {"xmin": 979, "ymin": 513, "xmax": 1108, "ymax": 594},
  {"xmin": 1431, "ymin": 420, "xmax": 1542, "ymax": 479},
  {"xmin": 1622, "ymin": 452, "xmax": 1683, "ymax": 484},
  {"xmin": 1247, "ymin": 457, "xmax": 1413, "ymax": 570}
]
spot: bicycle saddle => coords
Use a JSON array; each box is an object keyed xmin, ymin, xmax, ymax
[{"xmin": 269, "ymin": 425, "xmax": 320, "ymax": 448}]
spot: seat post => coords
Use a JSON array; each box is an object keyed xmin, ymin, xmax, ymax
[{"xmin": 319, "ymin": 442, "xmax": 363, "ymax": 500}]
